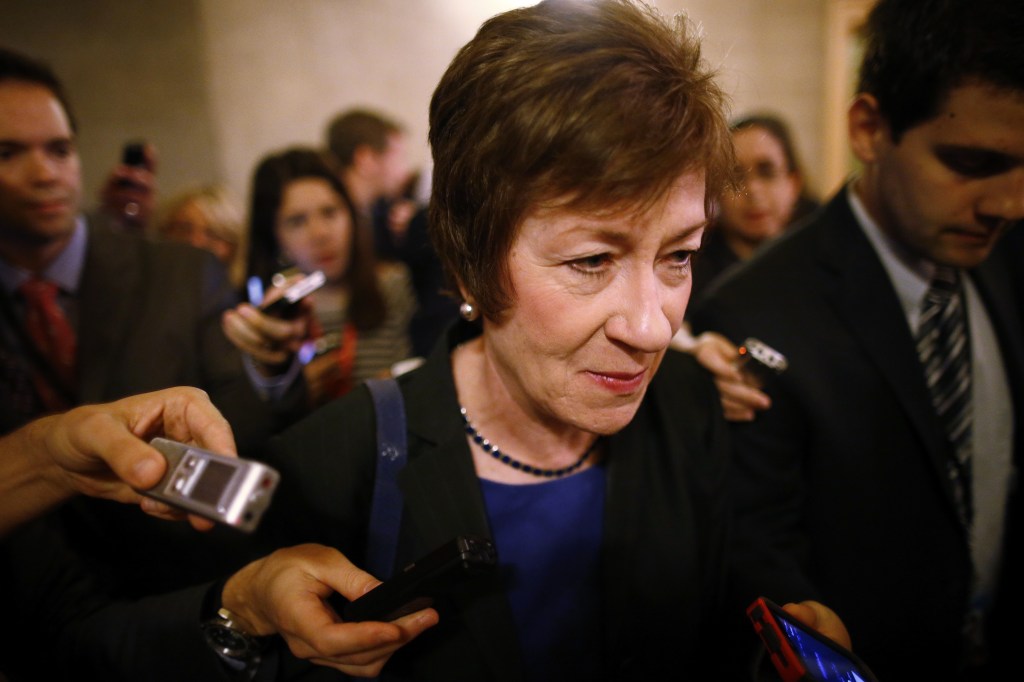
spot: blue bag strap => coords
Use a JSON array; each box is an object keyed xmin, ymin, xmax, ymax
[{"xmin": 364, "ymin": 378, "xmax": 408, "ymax": 580}]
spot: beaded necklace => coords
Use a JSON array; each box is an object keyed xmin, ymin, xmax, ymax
[{"xmin": 459, "ymin": 406, "xmax": 598, "ymax": 478}]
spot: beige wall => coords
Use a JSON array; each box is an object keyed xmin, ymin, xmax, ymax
[{"xmin": 3, "ymin": 0, "xmax": 835, "ymax": 210}]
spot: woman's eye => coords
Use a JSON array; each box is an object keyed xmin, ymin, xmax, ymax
[
  {"xmin": 570, "ymin": 254, "xmax": 611, "ymax": 273},
  {"xmin": 669, "ymin": 250, "xmax": 693, "ymax": 267}
]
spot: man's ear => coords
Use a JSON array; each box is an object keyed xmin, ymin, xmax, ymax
[{"xmin": 848, "ymin": 94, "xmax": 889, "ymax": 165}]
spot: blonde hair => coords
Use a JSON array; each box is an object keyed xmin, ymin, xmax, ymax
[{"xmin": 158, "ymin": 185, "xmax": 247, "ymax": 288}]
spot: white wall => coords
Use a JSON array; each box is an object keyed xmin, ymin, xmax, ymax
[
  {"xmin": 3, "ymin": 0, "xmax": 833, "ymax": 208},
  {"xmin": 196, "ymin": 0, "xmax": 532, "ymax": 202}
]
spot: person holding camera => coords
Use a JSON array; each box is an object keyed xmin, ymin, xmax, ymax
[{"xmin": 221, "ymin": 148, "xmax": 415, "ymax": 408}]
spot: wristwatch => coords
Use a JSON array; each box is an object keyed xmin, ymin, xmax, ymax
[{"xmin": 201, "ymin": 607, "xmax": 268, "ymax": 672}]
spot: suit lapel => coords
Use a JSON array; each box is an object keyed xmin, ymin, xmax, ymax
[
  {"xmin": 815, "ymin": 193, "xmax": 963, "ymax": 520},
  {"xmin": 397, "ymin": 331, "xmax": 524, "ymax": 680},
  {"xmin": 76, "ymin": 226, "xmax": 142, "ymax": 403}
]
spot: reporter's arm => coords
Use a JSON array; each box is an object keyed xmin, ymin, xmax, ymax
[
  {"xmin": 683, "ymin": 330, "xmax": 772, "ymax": 421},
  {"xmin": 221, "ymin": 274, "xmax": 312, "ymax": 384},
  {"xmin": 222, "ymin": 544, "xmax": 439, "ymax": 677},
  {"xmin": 0, "ymin": 386, "xmax": 236, "ymax": 536}
]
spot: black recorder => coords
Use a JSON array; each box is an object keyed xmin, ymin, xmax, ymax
[
  {"xmin": 736, "ymin": 337, "xmax": 788, "ymax": 388},
  {"xmin": 343, "ymin": 536, "xmax": 497, "ymax": 622},
  {"xmin": 122, "ymin": 141, "xmax": 146, "ymax": 167},
  {"xmin": 143, "ymin": 438, "xmax": 280, "ymax": 533},
  {"xmin": 116, "ymin": 141, "xmax": 147, "ymax": 187},
  {"xmin": 260, "ymin": 270, "xmax": 326, "ymax": 318}
]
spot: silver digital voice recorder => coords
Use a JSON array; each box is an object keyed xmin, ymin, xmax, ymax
[{"xmin": 143, "ymin": 438, "xmax": 280, "ymax": 533}]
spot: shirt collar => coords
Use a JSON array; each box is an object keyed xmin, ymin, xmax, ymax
[{"xmin": 0, "ymin": 215, "xmax": 88, "ymax": 296}]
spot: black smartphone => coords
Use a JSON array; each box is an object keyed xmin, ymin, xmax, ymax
[
  {"xmin": 260, "ymin": 270, "xmax": 326, "ymax": 318},
  {"xmin": 115, "ymin": 141, "xmax": 149, "ymax": 191},
  {"xmin": 122, "ymin": 141, "xmax": 147, "ymax": 167},
  {"xmin": 736, "ymin": 337, "xmax": 788, "ymax": 388},
  {"xmin": 747, "ymin": 597, "xmax": 879, "ymax": 682},
  {"xmin": 343, "ymin": 535, "xmax": 497, "ymax": 622}
]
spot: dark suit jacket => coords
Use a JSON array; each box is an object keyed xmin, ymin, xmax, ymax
[
  {"xmin": 248, "ymin": 321, "xmax": 737, "ymax": 680},
  {"xmin": 689, "ymin": 190, "xmax": 1024, "ymax": 680},
  {"xmin": 0, "ymin": 225, "xmax": 303, "ymax": 678},
  {"xmin": 0, "ymin": 222, "xmax": 295, "ymax": 446},
  {"xmin": 77, "ymin": 225, "xmax": 289, "ymax": 444},
  {"xmin": 34, "ymin": 322, "xmax": 737, "ymax": 681}
]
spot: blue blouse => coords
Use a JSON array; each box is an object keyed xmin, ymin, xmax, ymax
[{"xmin": 480, "ymin": 465, "xmax": 606, "ymax": 681}]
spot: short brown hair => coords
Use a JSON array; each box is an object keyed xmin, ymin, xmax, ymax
[
  {"xmin": 325, "ymin": 109, "xmax": 403, "ymax": 168},
  {"xmin": 0, "ymin": 47, "xmax": 77, "ymax": 132},
  {"xmin": 429, "ymin": 0, "xmax": 733, "ymax": 316}
]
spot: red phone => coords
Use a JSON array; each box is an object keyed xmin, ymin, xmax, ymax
[{"xmin": 747, "ymin": 597, "xmax": 879, "ymax": 682}]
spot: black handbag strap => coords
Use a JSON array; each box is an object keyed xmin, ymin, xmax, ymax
[{"xmin": 364, "ymin": 378, "xmax": 408, "ymax": 580}]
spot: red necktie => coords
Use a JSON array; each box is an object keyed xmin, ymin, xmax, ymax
[{"xmin": 18, "ymin": 277, "xmax": 77, "ymax": 411}]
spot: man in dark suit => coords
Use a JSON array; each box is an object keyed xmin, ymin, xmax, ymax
[
  {"xmin": 0, "ymin": 46, "xmax": 304, "ymax": 678},
  {"xmin": 690, "ymin": 1, "xmax": 1024, "ymax": 678}
]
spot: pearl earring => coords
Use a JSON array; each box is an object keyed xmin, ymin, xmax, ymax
[{"xmin": 459, "ymin": 301, "xmax": 479, "ymax": 321}]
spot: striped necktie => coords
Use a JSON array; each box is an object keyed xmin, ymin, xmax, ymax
[{"xmin": 915, "ymin": 266, "xmax": 972, "ymax": 526}]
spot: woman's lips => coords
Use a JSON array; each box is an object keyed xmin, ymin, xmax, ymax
[
  {"xmin": 587, "ymin": 369, "xmax": 647, "ymax": 394},
  {"xmin": 313, "ymin": 255, "xmax": 341, "ymax": 272}
]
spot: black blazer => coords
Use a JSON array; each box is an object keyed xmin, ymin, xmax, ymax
[
  {"xmin": 689, "ymin": 190, "xmax": 1024, "ymax": 680},
  {"xmin": 36, "ymin": 322, "xmax": 739, "ymax": 681},
  {"xmin": 0, "ymin": 222, "xmax": 299, "ymax": 447},
  {"xmin": 77, "ymin": 225, "xmax": 293, "ymax": 447},
  {"xmin": 0, "ymin": 225, "xmax": 304, "ymax": 677},
  {"xmin": 253, "ymin": 321, "xmax": 737, "ymax": 680}
]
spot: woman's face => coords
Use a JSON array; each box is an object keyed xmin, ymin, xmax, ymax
[
  {"xmin": 162, "ymin": 200, "xmax": 236, "ymax": 265},
  {"xmin": 481, "ymin": 172, "xmax": 706, "ymax": 435},
  {"xmin": 719, "ymin": 126, "xmax": 801, "ymax": 246},
  {"xmin": 274, "ymin": 178, "xmax": 353, "ymax": 282}
]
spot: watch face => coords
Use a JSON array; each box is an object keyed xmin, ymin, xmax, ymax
[{"xmin": 203, "ymin": 621, "xmax": 258, "ymax": 659}]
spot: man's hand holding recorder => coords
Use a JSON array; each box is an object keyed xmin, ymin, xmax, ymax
[{"xmin": 0, "ymin": 387, "xmax": 237, "ymax": 536}]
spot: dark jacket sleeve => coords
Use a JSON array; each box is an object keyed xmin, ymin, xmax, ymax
[{"xmin": 0, "ymin": 516, "xmax": 231, "ymax": 681}]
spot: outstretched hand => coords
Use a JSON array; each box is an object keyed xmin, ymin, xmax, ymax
[
  {"xmin": 221, "ymin": 273, "xmax": 313, "ymax": 374},
  {"xmin": 686, "ymin": 331, "xmax": 772, "ymax": 421},
  {"xmin": 1, "ymin": 386, "xmax": 237, "ymax": 536},
  {"xmin": 223, "ymin": 544, "xmax": 439, "ymax": 677}
]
